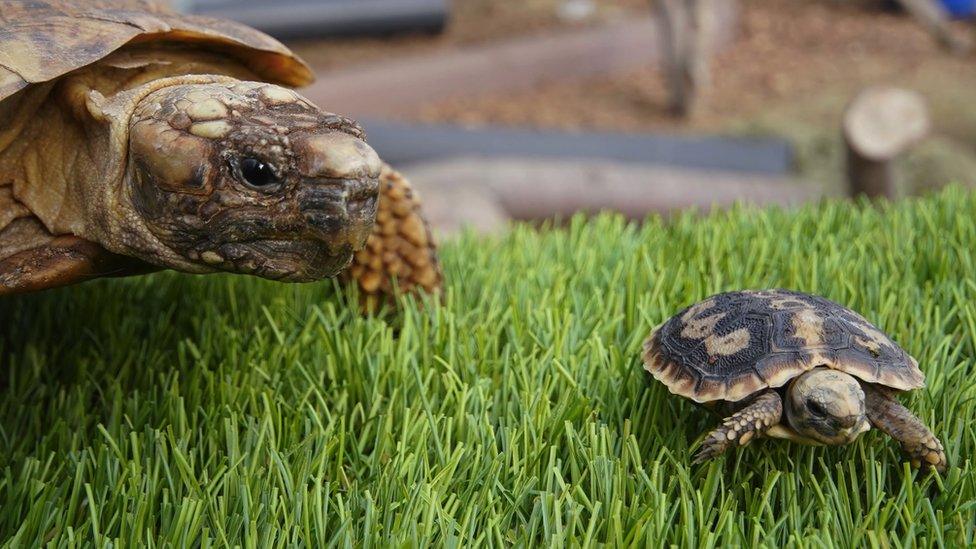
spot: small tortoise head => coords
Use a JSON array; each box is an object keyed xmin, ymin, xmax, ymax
[
  {"xmin": 785, "ymin": 368, "xmax": 871, "ymax": 445},
  {"xmin": 125, "ymin": 81, "xmax": 380, "ymax": 281}
]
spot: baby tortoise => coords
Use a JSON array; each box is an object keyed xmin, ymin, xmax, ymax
[
  {"xmin": 643, "ymin": 289, "xmax": 946, "ymax": 473},
  {"xmin": 0, "ymin": 0, "xmax": 440, "ymax": 304}
]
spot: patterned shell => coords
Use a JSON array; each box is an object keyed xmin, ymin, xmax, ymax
[
  {"xmin": 0, "ymin": 0, "xmax": 313, "ymax": 102},
  {"xmin": 642, "ymin": 289, "xmax": 924, "ymax": 403}
]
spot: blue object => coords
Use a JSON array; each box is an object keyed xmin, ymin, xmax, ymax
[
  {"xmin": 183, "ymin": 0, "xmax": 448, "ymax": 38},
  {"xmin": 361, "ymin": 120, "xmax": 795, "ymax": 176},
  {"xmin": 940, "ymin": 0, "xmax": 976, "ymax": 17}
]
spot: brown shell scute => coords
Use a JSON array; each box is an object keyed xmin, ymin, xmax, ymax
[
  {"xmin": 0, "ymin": 0, "xmax": 312, "ymax": 102},
  {"xmin": 643, "ymin": 289, "xmax": 925, "ymax": 403}
]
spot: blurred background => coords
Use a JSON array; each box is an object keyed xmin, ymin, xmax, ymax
[{"xmin": 181, "ymin": 0, "xmax": 976, "ymax": 233}]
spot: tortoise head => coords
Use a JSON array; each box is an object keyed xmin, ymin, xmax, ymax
[
  {"xmin": 785, "ymin": 368, "xmax": 871, "ymax": 445},
  {"xmin": 123, "ymin": 81, "xmax": 380, "ymax": 281}
]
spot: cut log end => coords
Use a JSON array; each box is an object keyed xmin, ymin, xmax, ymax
[
  {"xmin": 843, "ymin": 87, "xmax": 930, "ymax": 199},
  {"xmin": 843, "ymin": 87, "xmax": 930, "ymax": 161}
]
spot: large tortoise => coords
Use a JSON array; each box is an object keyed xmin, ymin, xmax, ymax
[
  {"xmin": 0, "ymin": 0, "xmax": 440, "ymax": 301},
  {"xmin": 643, "ymin": 289, "xmax": 947, "ymax": 473}
]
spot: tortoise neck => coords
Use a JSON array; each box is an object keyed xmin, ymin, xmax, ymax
[{"xmin": 78, "ymin": 76, "xmax": 239, "ymax": 271}]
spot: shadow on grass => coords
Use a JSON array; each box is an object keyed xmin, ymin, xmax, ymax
[
  {"xmin": 0, "ymin": 272, "xmax": 350, "ymax": 455},
  {"xmin": 0, "ymin": 274, "xmax": 212, "ymax": 385}
]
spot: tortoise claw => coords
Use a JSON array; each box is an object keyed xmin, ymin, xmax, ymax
[
  {"xmin": 864, "ymin": 385, "xmax": 948, "ymax": 477},
  {"xmin": 693, "ymin": 429, "xmax": 734, "ymax": 464},
  {"xmin": 905, "ymin": 437, "xmax": 947, "ymax": 474},
  {"xmin": 692, "ymin": 390, "xmax": 781, "ymax": 465}
]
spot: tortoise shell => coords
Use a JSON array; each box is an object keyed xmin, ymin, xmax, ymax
[
  {"xmin": 0, "ymin": 0, "xmax": 313, "ymax": 102},
  {"xmin": 642, "ymin": 289, "xmax": 924, "ymax": 403}
]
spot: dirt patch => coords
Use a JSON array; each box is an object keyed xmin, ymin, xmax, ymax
[
  {"xmin": 405, "ymin": 0, "xmax": 976, "ymax": 192},
  {"xmin": 286, "ymin": 0, "xmax": 976, "ymax": 193},
  {"xmin": 410, "ymin": 0, "xmax": 974, "ymax": 132},
  {"xmin": 287, "ymin": 0, "xmax": 650, "ymax": 71}
]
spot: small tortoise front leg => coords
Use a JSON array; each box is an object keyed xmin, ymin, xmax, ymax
[
  {"xmin": 695, "ymin": 390, "xmax": 782, "ymax": 463},
  {"xmin": 341, "ymin": 165, "xmax": 442, "ymax": 309},
  {"xmin": 864, "ymin": 384, "xmax": 947, "ymax": 473}
]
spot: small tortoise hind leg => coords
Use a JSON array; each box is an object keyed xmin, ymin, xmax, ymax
[
  {"xmin": 864, "ymin": 384, "xmax": 947, "ymax": 473},
  {"xmin": 0, "ymin": 235, "xmax": 157, "ymax": 295},
  {"xmin": 694, "ymin": 390, "xmax": 783, "ymax": 463},
  {"xmin": 340, "ymin": 165, "xmax": 442, "ymax": 310}
]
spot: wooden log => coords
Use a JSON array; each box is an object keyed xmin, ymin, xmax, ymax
[
  {"xmin": 843, "ymin": 87, "xmax": 929, "ymax": 199},
  {"xmin": 654, "ymin": 0, "xmax": 715, "ymax": 117}
]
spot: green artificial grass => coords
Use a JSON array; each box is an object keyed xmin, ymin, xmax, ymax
[{"xmin": 2, "ymin": 187, "xmax": 976, "ymax": 547}]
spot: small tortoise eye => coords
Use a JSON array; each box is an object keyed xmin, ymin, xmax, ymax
[
  {"xmin": 808, "ymin": 400, "xmax": 827, "ymax": 416},
  {"xmin": 239, "ymin": 157, "xmax": 279, "ymax": 189}
]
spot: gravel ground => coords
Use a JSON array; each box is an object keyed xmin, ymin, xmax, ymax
[
  {"xmin": 287, "ymin": 0, "xmax": 650, "ymax": 70},
  {"xmin": 402, "ymin": 0, "xmax": 976, "ymax": 193},
  {"xmin": 287, "ymin": 0, "xmax": 976, "ymax": 193},
  {"xmin": 410, "ymin": 0, "xmax": 976, "ymax": 133}
]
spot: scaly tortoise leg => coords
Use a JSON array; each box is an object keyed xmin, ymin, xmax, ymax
[
  {"xmin": 694, "ymin": 390, "xmax": 782, "ymax": 464},
  {"xmin": 864, "ymin": 384, "xmax": 947, "ymax": 473},
  {"xmin": 341, "ymin": 165, "xmax": 442, "ymax": 310},
  {"xmin": 0, "ymin": 235, "xmax": 157, "ymax": 295}
]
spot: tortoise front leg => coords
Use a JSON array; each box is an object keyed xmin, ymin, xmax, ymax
[
  {"xmin": 864, "ymin": 384, "xmax": 947, "ymax": 473},
  {"xmin": 0, "ymin": 234, "xmax": 158, "ymax": 295},
  {"xmin": 341, "ymin": 165, "xmax": 442, "ymax": 310},
  {"xmin": 695, "ymin": 390, "xmax": 782, "ymax": 463}
]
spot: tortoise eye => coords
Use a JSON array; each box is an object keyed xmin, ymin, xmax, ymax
[
  {"xmin": 238, "ymin": 157, "xmax": 279, "ymax": 189},
  {"xmin": 808, "ymin": 400, "xmax": 827, "ymax": 416}
]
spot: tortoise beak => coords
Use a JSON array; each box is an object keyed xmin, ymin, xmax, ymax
[
  {"xmin": 291, "ymin": 131, "xmax": 381, "ymax": 254},
  {"xmin": 840, "ymin": 418, "xmax": 871, "ymax": 442}
]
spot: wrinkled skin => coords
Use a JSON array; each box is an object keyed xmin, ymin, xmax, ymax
[
  {"xmin": 696, "ymin": 368, "xmax": 894, "ymax": 464},
  {"xmin": 127, "ymin": 81, "xmax": 381, "ymax": 281},
  {"xmin": 694, "ymin": 366, "xmax": 946, "ymax": 474}
]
